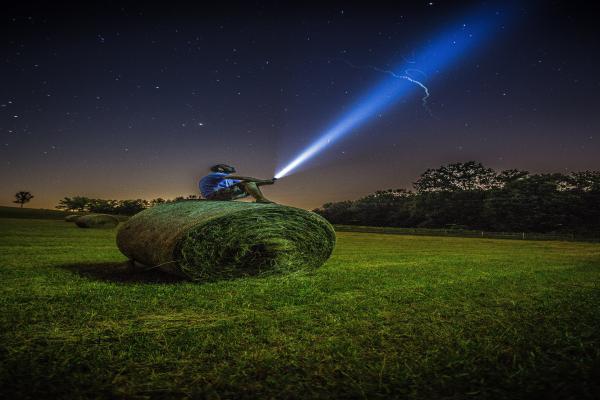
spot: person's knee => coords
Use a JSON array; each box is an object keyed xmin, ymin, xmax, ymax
[{"xmin": 240, "ymin": 181, "xmax": 258, "ymax": 190}]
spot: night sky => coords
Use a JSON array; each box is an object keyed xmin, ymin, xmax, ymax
[{"xmin": 2, "ymin": 1, "xmax": 599, "ymax": 210}]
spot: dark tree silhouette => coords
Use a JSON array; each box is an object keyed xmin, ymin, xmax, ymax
[
  {"xmin": 115, "ymin": 199, "xmax": 149, "ymax": 215},
  {"xmin": 14, "ymin": 191, "xmax": 34, "ymax": 208},
  {"xmin": 314, "ymin": 161, "xmax": 600, "ymax": 236},
  {"xmin": 413, "ymin": 161, "xmax": 497, "ymax": 192},
  {"xmin": 87, "ymin": 199, "xmax": 119, "ymax": 214},
  {"xmin": 56, "ymin": 196, "xmax": 90, "ymax": 212},
  {"xmin": 150, "ymin": 198, "xmax": 167, "ymax": 207}
]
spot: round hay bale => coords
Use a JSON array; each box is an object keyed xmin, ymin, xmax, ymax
[
  {"xmin": 75, "ymin": 214, "xmax": 119, "ymax": 229},
  {"xmin": 116, "ymin": 200, "xmax": 336, "ymax": 281},
  {"xmin": 65, "ymin": 214, "xmax": 81, "ymax": 222}
]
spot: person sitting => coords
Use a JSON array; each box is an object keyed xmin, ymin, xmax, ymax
[{"xmin": 199, "ymin": 164, "xmax": 276, "ymax": 203}]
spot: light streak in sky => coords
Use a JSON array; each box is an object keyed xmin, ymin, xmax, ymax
[
  {"xmin": 341, "ymin": 60, "xmax": 433, "ymax": 116},
  {"xmin": 274, "ymin": 5, "xmax": 510, "ymax": 179}
]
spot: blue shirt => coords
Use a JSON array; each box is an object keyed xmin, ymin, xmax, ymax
[{"xmin": 199, "ymin": 172, "xmax": 241, "ymax": 198}]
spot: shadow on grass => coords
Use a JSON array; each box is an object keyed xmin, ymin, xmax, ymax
[{"xmin": 59, "ymin": 262, "xmax": 189, "ymax": 284}]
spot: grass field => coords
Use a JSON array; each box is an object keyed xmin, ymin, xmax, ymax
[
  {"xmin": 334, "ymin": 224, "xmax": 588, "ymax": 242},
  {"xmin": 1, "ymin": 217, "xmax": 599, "ymax": 399},
  {"xmin": 0, "ymin": 205, "xmax": 71, "ymax": 220}
]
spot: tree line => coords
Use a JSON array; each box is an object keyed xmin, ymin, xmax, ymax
[
  {"xmin": 56, "ymin": 195, "xmax": 200, "ymax": 216},
  {"xmin": 314, "ymin": 161, "xmax": 600, "ymax": 235}
]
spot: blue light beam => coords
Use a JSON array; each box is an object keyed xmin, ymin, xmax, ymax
[
  {"xmin": 275, "ymin": 7, "xmax": 509, "ymax": 179},
  {"xmin": 341, "ymin": 60, "xmax": 433, "ymax": 116}
]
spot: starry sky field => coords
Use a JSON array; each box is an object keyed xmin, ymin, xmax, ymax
[{"xmin": 2, "ymin": 1, "xmax": 599, "ymax": 209}]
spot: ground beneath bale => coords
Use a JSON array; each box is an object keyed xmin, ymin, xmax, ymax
[{"xmin": 60, "ymin": 262, "xmax": 187, "ymax": 284}]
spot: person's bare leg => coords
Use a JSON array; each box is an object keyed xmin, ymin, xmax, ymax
[
  {"xmin": 239, "ymin": 182, "xmax": 274, "ymax": 203},
  {"xmin": 256, "ymin": 180, "xmax": 275, "ymax": 187}
]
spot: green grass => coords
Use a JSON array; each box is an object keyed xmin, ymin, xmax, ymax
[
  {"xmin": 1, "ymin": 218, "xmax": 599, "ymax": 399},
  {"xmin": 0, "ymin": 205, "xmax": 71, "ymax": 219},
  {"xmin": 334, "ymin": 224, "xmax": 591, "ymax": 241}
]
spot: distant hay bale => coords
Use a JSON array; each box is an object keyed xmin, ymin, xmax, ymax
[
  {"xmin": 65, "ymin": 214, "xmax": 81, "ymax": 222},
  {"xmin": 116, "ymin": 200, "xmax": 336, "ymax": 281},
  {"xmin": 75, "ymin": 214, "xmax": 119, "ymax": 229}
]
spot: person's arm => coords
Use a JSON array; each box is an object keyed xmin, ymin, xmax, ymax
[{"xmin": 227, "ymin": 175, "xmax": 275, "ymax": 184}]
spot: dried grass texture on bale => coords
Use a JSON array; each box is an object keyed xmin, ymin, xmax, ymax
[
  {"xmin": 116, "ymin": 200, "xmax": 336, "ymax": 281},
  {"xmin": 65, "ymin": 214, "xmax": 81, "ymax": 222},
  {"xmin": 75, "ymin": 214, "xmax": 119, "ymax": 228}
]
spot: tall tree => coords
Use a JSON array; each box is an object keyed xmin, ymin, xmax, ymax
[
  {"xmin": 483, "ymin": 173, "xmax": 572, "ymax": 232},
  {"xmin": 56, "ymin": 196, "xmax": 90, "ymax": 212},
  {"xmin": 566, "ymin": 171, "xmax": 600, "ymax": 234},
  {"xmin": 496, "ymin": 169, "xmax": 529, "ymax": 186},
  {"xmin": 313, "ymin": 201, "xmax": 355, "ymax": 224},
  {"xmin": 115, "ymin": 199, "xmax": 149, "ymax": 215},
  {"xmin": 14, "ymin": 191, "xmax": 34, "ymax": 208},
  {"xmin": 150, "ymin": 198, "xmax": 167, "ymax": 207},
  {"xmin": 569, "ymin": 171, "xmax": 600, "ymax": 192},
  {"xmin": 352, "ymin": 189, "xmax": 414, "ymax": 226},
  {"xmin": 87, "ymin": 199, "xmax": 119, "ymax": 214},
  {"xmin": 414, "ymin": 161, "xmax": 497, "ymax": 192}
]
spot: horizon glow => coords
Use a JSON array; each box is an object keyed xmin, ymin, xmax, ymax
[{"xmin": 274, "ymin": 6, "xmax": 509, "ymax": 179}]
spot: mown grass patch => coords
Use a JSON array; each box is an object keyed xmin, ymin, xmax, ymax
[
  {"xmin": 0, "ymin": 206, "xmax": 70, "ymax": 220},
  {"xmin": 1, "ymin": 218, "xmax": 599, "ymax": 399}
]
